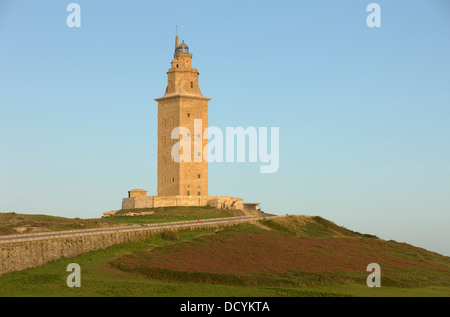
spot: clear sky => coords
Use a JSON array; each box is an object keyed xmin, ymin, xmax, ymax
[{"xmin": 0, "ymin": 0, "xmax": 449, "ymax": 256}]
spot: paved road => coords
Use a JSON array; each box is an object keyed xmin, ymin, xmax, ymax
[{"xmin": 0, "ymin": 216, "xmax": 265, "ymax": 244}]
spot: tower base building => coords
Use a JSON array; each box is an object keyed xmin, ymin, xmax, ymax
[{"xmin": 121, "ymin": 189, "xmax": 253, "ymax": 211}]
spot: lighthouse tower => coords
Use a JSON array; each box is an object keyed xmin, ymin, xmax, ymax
[
  {"xmin": 116, "ymin": 33, "xmax": 260, "ymax": 213},
  {"xmin": 155, "ymin": 34, "xmax": 211, "ymax": 197}
]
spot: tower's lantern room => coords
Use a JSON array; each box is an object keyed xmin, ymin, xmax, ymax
[
  {"xmin": 174, "ymin": 32, "xmax": 190, "ymax": 56},
  {"xmin": 175, "ymin": 40, "xmax": 190, "ymax": 54}
]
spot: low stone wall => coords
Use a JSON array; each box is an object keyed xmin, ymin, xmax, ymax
[
  {"xmin": 122, "ymin": 195, "xmax": 219, "ymax": 209},
  {"xmin": 0, "ymin": 216, "xmax": 278, "ymax": 276},
  {"xmin": 135, "ymin": 196, "xmax": 157, "ymax": 209}
]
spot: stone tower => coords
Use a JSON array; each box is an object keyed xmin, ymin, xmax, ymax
[{"xmin": 155, "ymin": 34, "xmax": 211, "ymax": 197}]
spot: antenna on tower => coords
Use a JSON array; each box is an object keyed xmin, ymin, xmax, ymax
[{"xmin": 175, "ymin": 25, "xmax": 179, "ymax": 50}]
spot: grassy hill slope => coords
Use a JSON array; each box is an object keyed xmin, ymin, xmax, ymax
[
  {"xmin": 0, "ymin": 212, "xmax": 448, "ymax": 297},
  {"xmin": 111, "ymin": 216, "xmax": 450, "ymax": 289}
]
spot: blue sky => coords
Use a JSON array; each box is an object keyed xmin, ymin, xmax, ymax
[{"xmin": 0, "ymin": 0, "xmax": 449, "ymax": 256}]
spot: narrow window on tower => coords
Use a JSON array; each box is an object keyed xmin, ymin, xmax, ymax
[
  {"xmin": 176, "ymin": 64, "xmax": 179, "ymax": 68},
  {"xmin": 191, "ymin": 82, "xmax": 193, "ymax": 88},
  {"xmin": 187, "ymin": 113, "xmax": 190, "ymax": 118},
  {"xmin": 187, "ymin": 191, "xmax": 190, "ymax": 196},
  {"xmin": 198, "ymin": 174, "xmax": 201, "ymax": 179},
  {"xmin": 172, "ymin": 176, "xmax": 175, "ymax": 183},
  {"xmin": 197, "ymin": 191, "xmax": 200, "ymax": 196}
]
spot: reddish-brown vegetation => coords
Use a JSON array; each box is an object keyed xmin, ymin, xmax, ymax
[{"xmin": 111, "ymin": 218, "xmax": 450, "ymax": 288}]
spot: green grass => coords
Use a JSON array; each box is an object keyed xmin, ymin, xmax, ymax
[
  {"xmin": 260, "ymin": 216, "xmax": 378, "ymax": 239},
  {"xmin": 110, "ymin": 221, "xmax": 450, "ymax": 290},
  {"xmin": 1, "ymin": 214, "xmax": 449, "ymax": 297},
  {"xmin": 107, "ymin": 206, "xmax": 236, "ymax": 226},
  {"xmin": 1, "ymin": 225, "xmax": 448, "ymax": 297},
  {"xmin": 0, "ymin": 226, "xmax": 347, "ymax": 297},
  {"xmin": 0, "ymin": 228, "xmax": 217, "ymax": 296},
  {"xmin": 309, "ymin": 216, "xmax": 378, "ymax": 239},
  {"xmin": 302, "ymin": 285, "xmax": 450, "ymax": 297},
  {"xmin": 2, "ymin": 225, "xmax": 448, "ymax": 297}
]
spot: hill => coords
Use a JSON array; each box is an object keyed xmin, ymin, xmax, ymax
[
  {"xmin": 0, "ymin": 211, "xmax": 448, "ymax": 297},
  {"xmin": 111, "ymin": 215, "xmax": 450, "ymax": 289}
]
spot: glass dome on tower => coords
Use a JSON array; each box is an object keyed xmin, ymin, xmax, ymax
[{"xmin": 175, "ymin": 40, "xmax": 189, "ymax": 54}]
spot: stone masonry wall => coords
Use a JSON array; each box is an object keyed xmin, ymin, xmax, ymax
[{"xmin": 122, "ymin": 195, "xmax": 219, "ymax": 209}]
